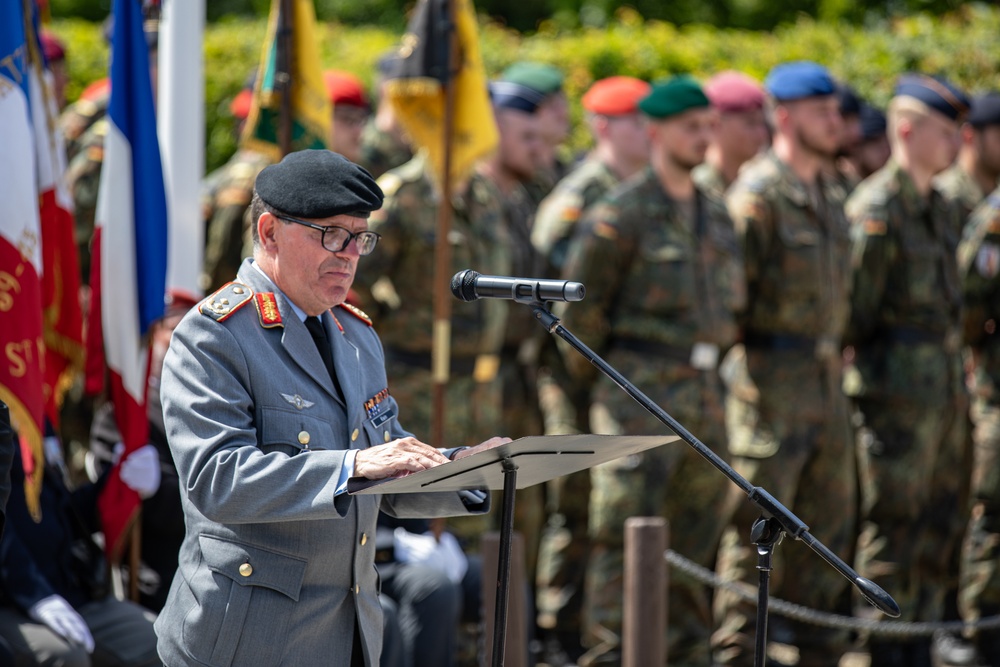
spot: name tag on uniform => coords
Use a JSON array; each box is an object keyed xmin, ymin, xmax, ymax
[
  {"xmin": 371, "ymin": 406, "xmax": 396, "ymax": 429},
  {"xmin": 690, "ymin": 342, "xmax": 720, "ymax": 371}
]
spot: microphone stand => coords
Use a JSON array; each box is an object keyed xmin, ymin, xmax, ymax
[{"xmin": 524, "ymin": 301, "xmax": 899, "ymax": 666}]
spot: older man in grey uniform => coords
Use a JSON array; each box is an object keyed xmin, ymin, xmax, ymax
[{"xmin": 155, "ymin": 150, "xmax": 503, "ymax": 667}]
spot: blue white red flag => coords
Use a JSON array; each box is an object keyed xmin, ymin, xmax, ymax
[{"xmin": 93, "ymin": 0, "xmax": 169, "ymax": 562}]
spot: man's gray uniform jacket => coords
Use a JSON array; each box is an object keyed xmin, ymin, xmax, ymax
[{"xmin": 155, "ymin": 260, "xmax": 489, "ymax": 667}]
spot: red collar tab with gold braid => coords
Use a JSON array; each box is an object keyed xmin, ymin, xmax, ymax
[
  {"xmin": 338, "ymin": 303, "xmax": 372, "ymax": 327},
  {"xmin": 254, "ymin": 292, "xmax": 283, "ymax": 328},
  {"xmin": 199, "ymin": 282, "xmax": 254, "ymax": 322}
]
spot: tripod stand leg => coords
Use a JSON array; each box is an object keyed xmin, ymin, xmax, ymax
[
  {"xmin": 752, "ymin": 517, "xmax": 784, "ymax": 667},
  {"xmin": 491, "ymin": 457, "xmax": 519, "ymax": 667}
]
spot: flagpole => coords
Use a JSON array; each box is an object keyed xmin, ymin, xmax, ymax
[
  {"xmin": 430, "ymin": 0, "xmax": 458, "ymax": 448},
  {"xmin": 276, "ymin": 0, "xmax": 294, "ymax": 156}
]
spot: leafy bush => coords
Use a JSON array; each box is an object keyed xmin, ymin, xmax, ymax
[{"xmin": 50, "ymin": 4, "xmax": 1000, "ymax": 174}]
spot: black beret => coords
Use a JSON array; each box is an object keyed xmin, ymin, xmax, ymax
[
  {"xmin": 837, "ymin": 84, "xmax": 862, "ymax": 117},
  {"xmin": 894, "ymin": 74, "xmax": 970, "ymax": 122},
  {"xmin": 489, "ymin": 81, "xmax": 544, "ymax": 114},
  {"xmin": 255, "ymin": 150, "xmax": 384, "ymax": 219},
  {"xmin": 858, "ymin": 104, "xmax": 887, "ymax": 141},
  {"xmin": 969, "ymin": 92, "xmax": 1000, "ymax": 128}
]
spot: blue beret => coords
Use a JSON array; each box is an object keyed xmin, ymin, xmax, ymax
[
  {"xmin": 489, "ymin": 81, "xmax": 544, "ymax": 114},
  {"xmin": 969, "ymin": 92, "xmax": 1000, "ymax": 128},
  {"xmin": 255, "ymin": 150, "xmax": 383, "ymax": 219},
  {"xmin": 894, "ymin": 74, "xmax": 970, "ymax": 122},
  {"xmin": 764, "ymin": 61, "xmax": 836, "ymax": 101}
]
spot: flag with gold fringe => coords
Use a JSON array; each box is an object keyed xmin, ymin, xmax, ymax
[
  {"xmin": 384, "ymin": 0, "xmax": 498, "ymax": 188},
  {"xmin": 241, "ymin": 0, "xmax": 331, "ymax": 160}
]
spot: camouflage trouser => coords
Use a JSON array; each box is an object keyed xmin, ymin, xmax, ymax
[
  {"xmin": 582, "ymin": 351, "xmax": 732, "ymax": 667},
  {"xmin": 716, "ymin": 392, "xmax": 857, "ymax": 667},
  {"xmin": 961, "ymin": 398, "xmax": 1000, "ymax": 643},
  {"xmin": 535, "ymin": 364, "xmax": 592, "ymax": 638},
  {"xmin": 854, "ymin": 395, "xmax": 971, "ymax": 625}
]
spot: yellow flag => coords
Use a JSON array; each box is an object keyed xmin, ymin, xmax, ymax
[
  {"xmin": 384, "ymin": 0, "xmax": 498, "ymax": 188},
  {"xmin": 241, "ymin": 0, "xmax": 331, "ymax": 160}
]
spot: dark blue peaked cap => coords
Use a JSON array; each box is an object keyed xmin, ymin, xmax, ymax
[
  {"xmin": 489, "ymin": 81, "xmax": 544, "ymax": 114},
  {"xmin": 969, "ymin": 93, "xmax": 1000, "ymax": 127},
  {"xmin": 894, "ymin": 74, "xmax": 970, "ymax": 122},
  {"xmin": 764, "ymin": 61, "xmax": 835, "ymax": 101}
]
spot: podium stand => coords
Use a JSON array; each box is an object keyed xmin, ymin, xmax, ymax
[{"xmin": 349, "ymin": 433, "xmax": 679, "ymax": 666}]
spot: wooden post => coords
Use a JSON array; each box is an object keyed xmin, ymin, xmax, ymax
[
  {"xmin": 482, "ymin": 530, "xmax": 529, "ymax": 667},
  {"xmin": 623, "ymin": 517, "xmax": 668, "ymax": 667}
]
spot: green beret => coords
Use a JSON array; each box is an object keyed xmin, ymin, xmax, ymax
[
  {"xmin": 638, "ymin": 75, "xmax": 710, "ymax": 119},
  {"xmin": 500, "ymin": 62, "xmax": 564, "ymax": 97},
  {"xmin": 255, "ymin": 149, "xmax": 383, "ymax": 219}
]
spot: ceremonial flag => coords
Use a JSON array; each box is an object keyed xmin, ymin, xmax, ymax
[
  {"xmin": 0, "ymin": 0, "xmax": 45, "ymax": 520},
  {"xmin": 28, "ymin": 17, "xmax": 84, "ymax": 428},
  {"xmin": 92, "ymin": 0, "xmax": 168, "ymax": 562},
  {"xmin": 241, "ymin": 0, "xmax": 331, "ymax": 159},
  {"xmin": 384, "ymin": 0, "xmax": 498, "ymax": 188}
]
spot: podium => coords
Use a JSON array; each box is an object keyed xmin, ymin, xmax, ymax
[{"xmin": 349, "ymin": 433, "xmax": 679, "ymax": 665}]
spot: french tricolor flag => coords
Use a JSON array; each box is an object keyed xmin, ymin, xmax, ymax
[{"xmin": 92, "ymin": 0, "xmax": 168, "ymax": 562}]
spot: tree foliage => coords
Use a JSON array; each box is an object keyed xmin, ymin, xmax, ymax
[{"xmin": 50, "ymin": 5, "xmax": 1000, "ymax": 173}]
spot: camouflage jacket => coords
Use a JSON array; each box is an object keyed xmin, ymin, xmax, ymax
[
  {"xmin": 497, "ymin": 176, "xmax": 544, "ymax": 349},
  {"xmin": 959, "ymin": 187, "xmax": 1000, "ymax": 402},
  {"xmin": 692, "ymin": 161, "xmax": 729, "ymax": 200},
  {"xmin": 358, "ymin": 119, "xmax": 413, "ymax": 180},
  {"xmin": 934, "ymin": 163, "xmax": 985, "ymax": 225},
  {"xmin": 845, "ymin": 159, "xmax": 965, "ymax": 401},
  {"xmin": 532, "ymin": 157, "xmax": 621, "ymax": 275},
  {"xmin": 560, "ymin": 166, "xmax": 745, "ymax": 383},
  {"xmin": 59, "ymin": 83, "xmax": 109, "ymax": 163},
  {"xmin": 64, "ymin": 117, "xmax": 108, "ymax": 284},
  {"xmin": 727, "ymin": 150, "xmax": 853, "ymax": 344},
  {"xmin": 356, "ymin": 155, "xmax": 510, "ymax": 360},
  {"xmin": 200, "ymin": 149, "xmax": 274, "ymax": 292}
]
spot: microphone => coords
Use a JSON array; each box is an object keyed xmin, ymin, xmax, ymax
[{"xmin": 450, "ymin": 270, "xmax": 586, "ymax": 303}]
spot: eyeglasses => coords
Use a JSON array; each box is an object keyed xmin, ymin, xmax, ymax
[{"xmin": 274, "ymin": 214, "xmax": 381, "ymax": 256}]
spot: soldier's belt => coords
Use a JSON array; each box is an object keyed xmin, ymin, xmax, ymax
[
  {"xmin": 613, "ymin": 337, "xmax": 720, "ymax": 370},
  {"xmin": 384, "ymin": 347, "xmax": 478, "ymax": 376},
  {"xmin": 885, "ymin": 326, "xmax": 963, "ymax": 355},
  {"xmin": 743, "ymin": 332, "xmax": 841, "ymax": 360}
]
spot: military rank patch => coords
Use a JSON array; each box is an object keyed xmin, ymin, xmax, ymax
[
  {"xmin": 561, "ymin": 206, "xmax": 582, "ymax": 223},
  {"xmin": 365, "ymin": 388, "xmax": 391, "ymax": 420},
  {"xmin": 199, "ymin": 282, "xmax": 254, "ymax": 322},
  {"xmin": 339, "ymin": 302, "xmax": 373, "ymax": 326},
  {"xmin": 864, "ymin": 219, "xmax": 887, "ymax": 236},
  {"xmin": 254, "ymin": 292, "xmax": 283, "ymax": 327},
  {"xmin": 977, "ymin": 243, "xmax": 1000, "ymax": 279},
  {"xmin": 594, "ymin": 221, "xmax": 618, "ymax": 241}
]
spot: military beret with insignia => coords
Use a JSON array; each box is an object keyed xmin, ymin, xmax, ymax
[
  {"xmin": 764, "ymin": 61, "xmax": 835, "ymax": 101},
  {"xmin": 894, "ymin": 74, "xmax": 970, "ymax": 122},
  {"xmin": 255, "ymin": 149, "xmax": 383, "ymax": 219},
  {"xmin": 969, "ymin": 92, "xmax": 1000, "ymax": 128},
  {"xmin": 582, "ymin": 76, "xmax": 651, "ymax": 116},
  {"xmin": 500, "ymin": 62, "xmax": 564, "ymax": 97},
  {"xmin": 704, "ymin": 71, "xmax": 765, "ymax": 113},
  {"xmin": 638, "ymin": 75, "xmax": 710, "ymax": 120}
]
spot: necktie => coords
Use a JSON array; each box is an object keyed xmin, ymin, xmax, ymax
[{"xmin": 304, "ymin": 315, "xmax": 344, "ymax": 399}]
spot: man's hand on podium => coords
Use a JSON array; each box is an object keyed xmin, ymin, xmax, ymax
[
  {"xmin": 355, "ymin": 437, "xmax": 450, "ymax": 480},
  {"xmin": 451, "ymin": 436, "xmax": 512, "ymax": 461}
]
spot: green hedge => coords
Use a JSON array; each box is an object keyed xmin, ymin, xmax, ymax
[{"xmin": 50, "ymin": 5, "xmax": 1000, "ymax": 174}]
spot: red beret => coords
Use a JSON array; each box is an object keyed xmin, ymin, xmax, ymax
[
  {"xmin": 323, "ymin": 70, "xmax": 369, "ymax": 108},
  {"xmin": 229, "ymin": 89, "xmax": 253, "ymax": 119},
  {"xmin": 704, "ymin": 71, "xmax": 766, "ymax": 113},
  {"xmin": 582, "ymin": 76, "xmax": 652, "ymax": 116},
  {"xmin": 39, "ymin": 31, "xmax": 66, "ymax": 62}
]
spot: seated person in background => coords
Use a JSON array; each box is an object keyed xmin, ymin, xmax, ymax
[{"xmin": 0, "ymin": 424, "xmax": 160, "ymax": 666}]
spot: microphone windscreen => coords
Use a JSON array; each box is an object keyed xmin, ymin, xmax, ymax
[{"xmin": 450, "ymin": 270, "xmax": 479, "ymax": 302}]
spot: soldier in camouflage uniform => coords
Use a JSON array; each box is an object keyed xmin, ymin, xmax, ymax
[
  {"xmin": 358, "ymin": 56, "xmax": 413, "ymax": 180},
  {"xmin": 530, "ymin": 76, "xmax": 651, "ymax": 662},
  {"xmin": 844, "ymin": 75, "xmax": 972, "ymax": 667},
  {"xmin": 60, "ymin": 78, "xmax": 109, "ymax": 164},
  {"xmin": 353, "ymin": 153, "xmax": 509, "ymax": 451},
  {"xmin": 693, "ymin": 71, "xmax": 768, "ymax": 199},
  {"xmin": 558, "ymin": 77, "xmax": 744, "ymax": 667},
  {"xmin": 718, "ymin": 62, "xmax": 856, "ymax": 667},
  {"xmin": 934, "ymin": 93, "xmax": 1000, "ymax": 222},
  {"xmin": 958, "ymin": 186, "xmax": 1000, "ymax": 665}
]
